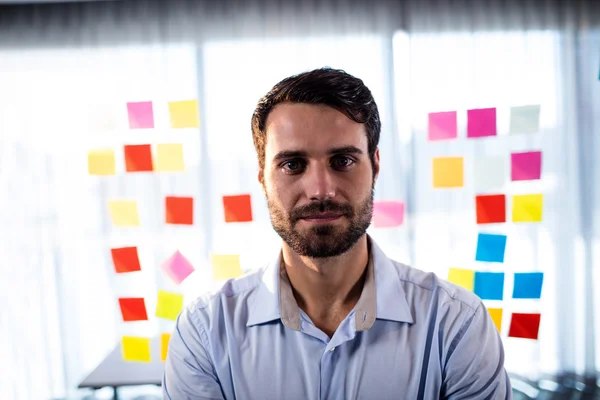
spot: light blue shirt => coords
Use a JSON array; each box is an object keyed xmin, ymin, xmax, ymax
[{"xmin": 163, "ymin": 237, "xmax": 511, "ymax": 399}]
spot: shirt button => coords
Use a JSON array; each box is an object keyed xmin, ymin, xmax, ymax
[{"xmin": 329, "ymin": 347, "xmax": 335, "ymax": 352}]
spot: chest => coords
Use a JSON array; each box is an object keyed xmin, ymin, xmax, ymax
[{"xmin": 214, "ymin": 320, "xmax": 444, "ymax": 400}]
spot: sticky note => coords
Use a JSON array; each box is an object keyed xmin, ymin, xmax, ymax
[
  {"xmin": 161, "ymin": 250, "xmax": 195, "ymax": 285},
  {"xmin": 474, "ymin": 156, "xmax": 505, "ymax": 190},
  {"xmin": 161, "ymin": 333, "xmax": 171, "ymax": 362},
  {"xmin": 428, "ymin": 111, "xmax": 457, "ymax": 141},
  {"xmin": 212, "ymin": 254, "xmax": 243, "ymax": 280},
  {"xmin": 510, "ymin": 105, "xmax": 540, "ymax": 134},
  {"xmin": 488, "ymin": 308, "xmax": 503, "ymax": 332},
  {"xmin": 155, "ymin": 290, "xmax": 184, "ymax": 321},
  {"xmin": 432, "ymin": 157, "xmax": 464, "ymax": 188},
  {"xmin": 512, "ymin": 272, "xmax": 544, "ymax": 299},
  {"xmin": 467, "ymin": 108, "xmax": 497, "ymax": 138},
  {"xmin": 156, "ymin": 143, "xmax": 185, "ymax": 172},
  {"xmin": 448, "ymin": 268, "xmax": 475, "ymax": 291},
  {"xmin": 512, "ymin": 194, "xmax": 543, "ymax": 222},
  {"xmin": 372, "ymin": 201, "xmax": 405, "ymax": 227},
  {"xmin": 110, "ymin": 246, "xmax": 141, "ymax": 273},
  {"xmin": 508, "ymin": 313, "xmax": 541, "ymax": 340},
  {"xmin": 511, "ymin": 151, "xmax": 542, "ymax": 181},
  {"xmin": 88, "ymin": 149, "xmax": 116, "ymax": 175},
  {"xmin": 165, "ymin": 196, "xmax": 194, "ymax": 225},
  {"xmin": 169, "ymin": 100, "xmax": 199, "ymax": 129},
  {"xmin": 474, "ymin": 272, "xmax": 505, "ymax": 300},
  {"xmin": 127, "ymin": 101, "xmax": 155, "ymax": 129},
  {"xmin": 121, "ymin": 336, "xmax": 151, "ymax": 362},
  {"xmin": 475, "ymin": 194, "xmax": 506, "ymax": 224},
  {"xmin": 475, "ymin": 233, "xmax": 506, "ymax": 263},
  {"xmin": 108, "ymin": 200, "xmax": 140, "ymax": 227},
  {"xmin": 124, "ymin": 144, "xmax": 153, "ymax": 172},
  {"xmin": 118, "ymin": 297, "xmax": 148, "ymax": 322},
  {"xmin": 223, "ymin": 194, "xmax": 253, "ymax": 223}
]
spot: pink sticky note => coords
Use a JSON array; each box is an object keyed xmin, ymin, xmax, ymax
[
  {"xmin": 127, "ymin": 101, "xmax": 155, "ymax": 129},
  {"xmin": 428, "ymin": 111, "xmax": 457, "ymax": 141},
  {"xmin": 511, "ymin": 151, "xmax": 542, "ymax": 181},
  {"xmin": 467, "ymin": 108, "xmax": 497, "ymax": 138},
  {"xmin": 161, "ymin": 250, "xmax": 194, "ymax": 284},
  {"xmin": 372, "ymin": 201, "xmax": 405, "ymax": 228}
]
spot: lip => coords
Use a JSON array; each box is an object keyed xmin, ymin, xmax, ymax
[{"xmin": 300, "ymin": 214, "xmax": 344, "ymax": 223}]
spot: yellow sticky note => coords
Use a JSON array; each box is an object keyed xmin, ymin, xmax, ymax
[
  {"xmin": 156, "ymin": 143, "xmax": 185, "ymax": 172},
  {"xmin": 433, "ymin": 157, "xmax": 464, "ymax": 188},
  {"xmin": 161, "ymin": 333, "xmax": 171, "ymax": 362},
  {"xmin": 169, "ymin": 100, "xmax": 199, "ymax": 128},
  {"xmin": 88, "ymin": 149, "xmax": 116, "ymax": 175},
  {"xmin": 488, "ymin": 308, "xmax": 503, "ymax": 332},
  {"xmin": 212, "ymin": 254, "xmax": 243, "ymax": 280},
  {"xmin": 108, "ymin": 200, "xmax": 140, "ymax": 227},
  {"xmin": 156, "ymin": 290, "xmax": 184, "ymax": 321},
  {"xmin": 448, "ymin": 268, "xmax": 475, "ymax": 291},
  {"xmin": 121, "ymin": 336, "xmax": 151, "ymax": 362},
  {"xmin": 512, "ymin": 194, "xmax": 543, "ymax": 222}
]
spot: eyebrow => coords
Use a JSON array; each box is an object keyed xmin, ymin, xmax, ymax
[{"xmin": 272, "ymin": 146, "xmax": 364, "ymax": 163}]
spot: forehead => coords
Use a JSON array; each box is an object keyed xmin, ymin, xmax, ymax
[{"xmin": 264, "ymin": 103, "xmax": 367, "ymax": 157}]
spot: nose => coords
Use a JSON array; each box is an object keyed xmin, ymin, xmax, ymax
[{"xmin": 304, "ymin": 162, "xmax": 336, "ymax": 201}]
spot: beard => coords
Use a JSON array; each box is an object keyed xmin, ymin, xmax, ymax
[{"xmin": 267, "ymin": 189, "xmax": 374, "ymax": 258}]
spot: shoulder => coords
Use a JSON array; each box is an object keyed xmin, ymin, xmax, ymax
[{"xmin": 390, "ymin": 259, "xmax": 482, "ymax": 314}]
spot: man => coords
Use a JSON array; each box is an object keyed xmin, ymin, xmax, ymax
[{"xmin": 163, "ymin": 68, "xmax": 512, "ymax": 399}]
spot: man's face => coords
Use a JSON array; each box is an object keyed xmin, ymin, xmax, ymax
[{"xmin": 260, "ymin": 103, "xmax": 379, "ymax": 258}]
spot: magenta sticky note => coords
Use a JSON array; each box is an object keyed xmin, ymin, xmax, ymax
[
  {"xmin": 511, "ymin": 151, "xmax": 542, "ymax": 181},
  {"xmin": 161, "ymin": 250, "xmax": 195, "ymax": 284},
  {"xmin": 372, "ymin": 201, "xmax": 405, "ymax": 228},
  {"xmin": 467, "ymin": 108, "xmax": 497, "ymax": 138},
  {"xmin": 127, "ymin": 101, "xmax": 155, "ymax": 129},
  {"xmin": 428, "ymin": 111, "xmax": 457, "ymax": 141}
]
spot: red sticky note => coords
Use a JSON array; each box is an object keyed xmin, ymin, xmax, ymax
[
  {"xmin": 428, "ymin": 111, "xmax": 457, "ymax": 141},
  {"xmin": 223, "ymin": 194, "xmax": 253, "ymax": 223},
  {"xmin": 127, "ymin": 101, "xmax": 154, "ymax": 129},
  {"xmin": 118, "ymin": 297, "xmax": 149, "ymax": 322},
  {"xmin": 165, "ymin": 196, "xmax": 194, "ymax": 225},
  {"xmin": 475, "ymin": 194, "xmax": 506, "ymax": 224},
  {"xmin": 110, "ymin": 247, "xmax": 142, "ymax": 273},
  {"xmin": 511, "ymin": 151, "xmax": 542, "ymax": 181},
  {"xmin": 508, "ymin": 313, "xmax": 541, "ymax": 340},
  {"xmin": 467, "ymin": 108, "xmax": 497, "ymax": 138},
  {"xmin": 124, "ymin": 144, "xmax": 153, "ymax": 172}
]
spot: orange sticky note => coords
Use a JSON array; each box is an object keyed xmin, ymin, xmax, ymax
[
  {"xmin": 124, "ymin": 144, "xmax": 153, "ymax": 172},
  {"xmin": 118, "ymin": 297, "xmax": 148, "ymax": 322},
  {"xmin": 161, "ymin": 333, "xmax": 171, "ymax": 362},
  {"xmin": 121, "ymin": 336, "xmax": 151, "ymax": 362},
  {"xmin": 432, "ymin": 157, "xmax": 464, "ymax": 188},
  {"xmin": 488, "ymin": 308, "xmax": 503, "ymax": 332},
  {"xmin": 222, "ymin": 194, "xmax": 253, "ymax": 223},
  {"xmin": 165, "ymin": 196, "xmax": 194, "ymax": 225},
  {"xmin": 110, "ymin": 246, "xmax": 142, "ymax": 273}
]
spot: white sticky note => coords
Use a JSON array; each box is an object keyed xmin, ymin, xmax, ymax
[
  {"xmin": 474, "ymin": 156, "xmax": 505, "ymax": 190},
  {"xmin": 510, "ymin": 105, "xmax": 541, "ymax": 134}
]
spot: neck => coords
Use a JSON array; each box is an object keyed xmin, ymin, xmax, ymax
[{"xmin": 282, "ymin": 235, "xmax": 369, "ymax": 336}]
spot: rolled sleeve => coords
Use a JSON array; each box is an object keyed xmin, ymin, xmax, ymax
[
  {"xmin": 442, "ymin": 302, "xmax": 512, "ymax": 400},
  {"xmin": 162, "ymin": 307, "xmax": 225, "ymax": 400}
]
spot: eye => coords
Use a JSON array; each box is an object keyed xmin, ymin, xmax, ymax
[
  {"xmin": 282, "ymin": 159, "xmax": 306, "ymax": 173},
  {"xmin": 331, "ymin": 156, "xmax": 355, "ymax": 170}
]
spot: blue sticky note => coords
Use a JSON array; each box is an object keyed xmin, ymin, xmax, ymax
[
  {"xmin": 474, "ymin": 272, "xmax": 505, "ymax": 300},
  {"xmin": 513, "ymin": 272, "xmax": 544, "ymax": 299},
  {"xmin": 475, "ymin": 233, "xmax": 507, "ymax": 263}
]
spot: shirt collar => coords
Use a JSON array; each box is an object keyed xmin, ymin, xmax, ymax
[{"xmin": 246, "ymin": 236, "xmax": 414, "ymax": 329}]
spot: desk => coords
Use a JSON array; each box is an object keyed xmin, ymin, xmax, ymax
[{"xmin": 78, "ymin": 337, "xmax": 164, "ymax": 399}]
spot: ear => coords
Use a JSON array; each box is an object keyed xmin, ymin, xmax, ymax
[
  {"xmin": 257, "ymin": 169, "xmax": 264, "ymax": 186},
  {"xmin": 372, "ymin": 147, "xmax": 380, "ymax": 183}
]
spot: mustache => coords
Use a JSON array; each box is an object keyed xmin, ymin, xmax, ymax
[{"xmin": 290, "ymin": 200, "xmax": 353, "ymax": 221}]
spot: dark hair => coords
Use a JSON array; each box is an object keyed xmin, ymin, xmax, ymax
[{"xmin": 251, "ymin": 67, "xmax": 381, "ymax": 172}]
